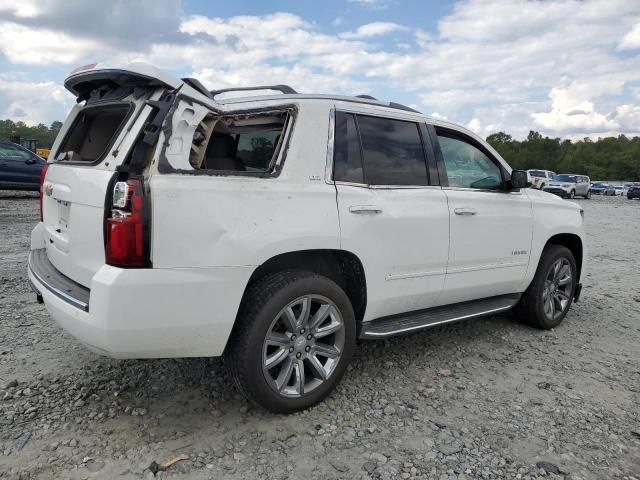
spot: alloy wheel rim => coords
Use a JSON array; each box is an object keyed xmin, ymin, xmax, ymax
[
  {"xmin": 542, "ymin": 258, "xmax": 573, "ymax": 321},
  {"xmin": 262, "ymin": 295, "xmax": 345, "ymax": 398}
]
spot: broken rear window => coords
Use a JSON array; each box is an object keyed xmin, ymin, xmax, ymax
[
  {"xmin": 189, "ymin": 110, "xmax": 290, "ymax": 173},
  {"xmin": 55, "ymin": 103, "xmax": 131, "ymax": 163}
]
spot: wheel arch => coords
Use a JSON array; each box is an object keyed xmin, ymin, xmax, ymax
[
  {"xmin": 242, "ymin": 249, "xmax": 367, "ymax": 324},
  {"xmin": 545, "ymin": 233, "xmax": 583, "ymax": 280}
]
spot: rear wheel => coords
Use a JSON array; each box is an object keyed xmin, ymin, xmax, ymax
[
  {"xmin": 225, "ymin": 270, "xmax": 356, "ymax": 413},
  {"xmin": 514, "ymin": 245, "xmax": 577, "ymax": 329},
  {"xmin": 583, "ymin": 190, "xmax": 591, "ymax": 199}
]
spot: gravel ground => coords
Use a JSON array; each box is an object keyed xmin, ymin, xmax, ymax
[{"xmin": 0, "ymin": 191, "xmax": 639, "ymax": 480}]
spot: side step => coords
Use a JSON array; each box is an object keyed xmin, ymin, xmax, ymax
[{"xmin": 360, "ymin": 294, "xmax": 521, "ymax": 339}]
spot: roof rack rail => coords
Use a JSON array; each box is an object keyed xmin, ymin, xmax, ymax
[
  {"xmin": 388, "ymin": 102, "xmax": 420, "ymax": 113},
  {"xmin": 210, "ymin": 84, "xmax": 297, "ymax": 98},
  {"xmin": 181, "ymin": 78, "xmax": 216, "ymax": 100},
  {"xmin": 356, "ymin": 94, "xmax": 377, "ymax": 100}
]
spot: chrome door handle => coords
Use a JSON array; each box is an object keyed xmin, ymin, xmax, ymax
[
  {"xmin": 454, "ymin": 207, "xmax": 477, "ymax": 216},
  {"xmin": 349, "ymin": 205, "xmax": 382, "ymax": 214}
]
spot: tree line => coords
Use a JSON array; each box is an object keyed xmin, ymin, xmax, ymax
[
  {"xmin": 2, "ymin": 118, "xmax": 639, "ymax": 181},
  {"xmin": 0, "ymin": 119, "xmax": 63, "ymax": 150},
  {"xmin": 487, "ymin": 131, "xmax": 640, "ymax": 181}
]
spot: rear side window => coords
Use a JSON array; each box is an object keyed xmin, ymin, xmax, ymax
[
  {"xmin": 333, "ymin": 112, "xmax": 364, "ymax": 183},
  {"xmin": 333, "ymin": 113, "xmax": 428, "ymax": 186},
  {"xmin": 56, "ymin": 104, "xmax": 131, "ymax": 163},
  {"xmin": 191, "ymin": 110, "xmax": 289, "ymax": 172}
]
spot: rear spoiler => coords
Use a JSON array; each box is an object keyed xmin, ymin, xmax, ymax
[{"xmin": 64, "ymin": 62, "xmax": 182, "ymax": 100}]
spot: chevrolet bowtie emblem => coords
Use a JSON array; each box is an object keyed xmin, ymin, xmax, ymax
[{"xmin": 44, "ymin": 183, "xmax": 53, "ymax": 196}]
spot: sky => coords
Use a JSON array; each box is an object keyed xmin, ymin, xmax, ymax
[{"xmin": 0, "ymin": 0, "xmax": 639, "ymax": 140}]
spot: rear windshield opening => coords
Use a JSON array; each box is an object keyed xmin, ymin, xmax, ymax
[
  {"xmin": 56, "ymin": 104, "xmax": 130, "ymax": 163},
  {"xmin": 190, "ymin": 111, "xmax": 289, "ymax": 172}
]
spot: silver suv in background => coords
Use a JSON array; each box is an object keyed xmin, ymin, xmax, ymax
[{"xmin": 544, "ymin": 174, "xmax": 591, "ymax": 199}]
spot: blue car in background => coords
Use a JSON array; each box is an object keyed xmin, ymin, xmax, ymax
[{"xmin": 0, "ymin": 141, "xmax": 47, "ymax": 191}]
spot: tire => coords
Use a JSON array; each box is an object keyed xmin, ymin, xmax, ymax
[
  {"xmin": 583, "ymin": 190, "xmax": 591, "ymax": 199},
  {"xmin": 568, "ymin": 190, "xmax": 575, "ymax": 199},
  {"xmin": 514, "ymin": 245, "xmax": 577, "ymax": 329},
  {"xmin": 225, "ymin": 270, "xmax": 356, "ymax": 413}
]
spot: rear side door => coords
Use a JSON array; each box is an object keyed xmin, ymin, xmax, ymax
[
  {"xmin": 333, "ymin": 110, "xmax": 450, "ymax": 321},
  {"xmin": 430, "ymin": 125, "xmax": 533, "ymax": 305}
]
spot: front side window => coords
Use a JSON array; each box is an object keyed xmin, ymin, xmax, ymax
[{"xmin": 436, "ymin": 132, "xmax": 503, "ymax": 190}]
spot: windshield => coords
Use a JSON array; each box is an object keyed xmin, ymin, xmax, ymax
[{"xmin": 554, "ymin": 174, "xmax": 576, "ymax": 182}]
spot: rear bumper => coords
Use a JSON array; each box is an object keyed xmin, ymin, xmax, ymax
[
  {"xmin": 627, "ymin": 191, "xmax": 640, "ymax": 199},
  {"xmin": 28, "ymin": 248, "xmax": 253, "ymax": 359}
]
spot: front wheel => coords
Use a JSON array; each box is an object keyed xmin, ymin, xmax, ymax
[
  {"xmin": 514, "ymin": 245, "xmax": 577, "ymax": 329},
  {"xmin": 568, "ymin": 190, "xmax": 575, "ymax": 199},
  {"xmin": 225, "ymin": 270, "xmax": 356, "ymax": 413}
]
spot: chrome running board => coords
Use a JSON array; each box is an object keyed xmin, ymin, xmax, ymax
[{"xmin": 360, "ymin": 294, "xmax": 521, "ymax": 339}]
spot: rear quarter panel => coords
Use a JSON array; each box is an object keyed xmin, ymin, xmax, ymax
[{"xmin": 150, "ymin": 101, "xmax": 340, "ymax": 268}]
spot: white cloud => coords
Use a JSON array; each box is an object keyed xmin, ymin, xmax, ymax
[
  {"xmin": 0, "ymin": 23, "xmax": 104, "ymax": 64},
  {"xmin": 0, "ymin": 75, "xmax": 73, "ymax": 124},
  {"xmin": 619, "ymin": 23, "xmax": 640, "ymax": 50},
  {"xmin": 339, "ymin": 22, "xmax": 408, "ymax": 39},
  {"xmin": 1, "ymin": 0, "xmax": 640, "ymax": 140}
]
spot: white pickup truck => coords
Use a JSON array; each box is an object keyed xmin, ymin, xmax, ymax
[{"xmin": 28, "ymin": 63, "xmax": 585, "ymax": 412}]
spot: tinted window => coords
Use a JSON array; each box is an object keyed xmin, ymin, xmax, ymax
[
  {"xmin": 528, "ymin": 170, "xmax": 546, "ymax": 177},
  {"xmin": 236, "ymin": 131, "xmax": 281, "ymax": 171},
  {"xmin": 0, "ymin": 143, "xmax": 32, "ymax": 161},
  {"xmin": 333, "ymin": 112, "xmax": 364, "ymax": 183},
  {"xmin": 554, "ymin": 174, "xmax": 576, "ymax": 182},
  {"xmin": 437, "ymin": 133, "xmax": 502, "ymax": 190},
  {"xmin": 357, "ymin": 115, "xmax": 428, "ymax": 186}
]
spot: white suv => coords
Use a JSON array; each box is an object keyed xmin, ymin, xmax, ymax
[
  {"xmin": 28, "ymin": 64, "xmax": 585, "ymax": 413},
  {"xmin": 527, "ymin": 169, "xmax": 555, "ymax": 190}
]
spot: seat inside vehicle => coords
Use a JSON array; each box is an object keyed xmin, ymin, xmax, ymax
[{"xmin": 191, "ymin": 111, "xmax": 289, "ymax": 172}]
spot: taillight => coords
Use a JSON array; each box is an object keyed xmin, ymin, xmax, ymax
[
  {"xmin": 39, "ymin": 164, "xmax": 49, "ymax": 222},
  {"xmin": 105, "ymin": 177, "xmax": 148, "ymax": 267}
]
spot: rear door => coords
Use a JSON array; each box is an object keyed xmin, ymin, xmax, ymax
[
  {"xmin": 41, "ymin": 68, "xmax": 173, "ymax": 286},
  {"xmin": 333, "ymin": 110, "xmax": 449, "ymax": 321},
  {"xmin": 431, "ymin": 125, "xmax": 533, "ymax": 305}
]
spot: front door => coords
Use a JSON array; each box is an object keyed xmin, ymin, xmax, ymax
[{"xmin": 431, "ymin": 127, "xmax": 533, "ymax": 305}]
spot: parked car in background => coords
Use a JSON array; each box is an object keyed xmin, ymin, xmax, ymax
[
  {"xmin": 544, "ymin": 174, "xmax": 591, "ymax": 199},
  {"xmin": 590, "ymin": 182, "xmax": 616, "ymax": 196},
  {"xmin": 611, "ymin": 184, "xmax": 627, "ymax": 196},
  {"xmin": 527, "ymin": 169, "xmax": 555, "ymax": 190},
  {"xmin": 28, "ymin": 62, "xmax": 586, "ymax": 413},
  {"xmin": 0, "ymin": 141, "xmax": 47, "ymax": 191},
  {"xmin": 626, "ymin": 183, "xmax": 640, "ymax": 199}
]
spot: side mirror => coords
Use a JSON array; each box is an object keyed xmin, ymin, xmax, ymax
[{"xmin": 510, "ymin": 170, "xmax": 529, "ymax": 189}]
